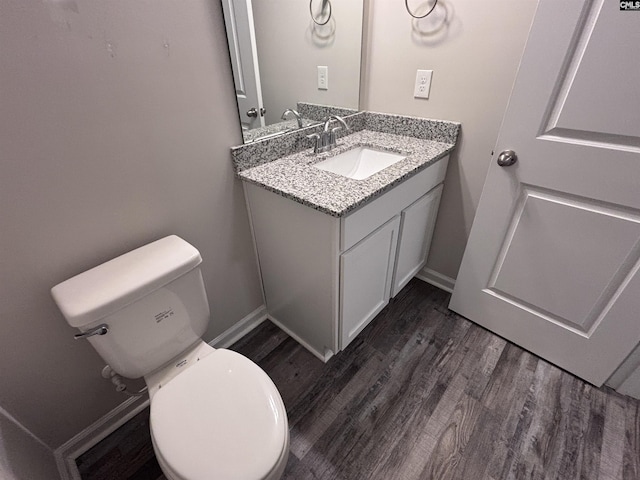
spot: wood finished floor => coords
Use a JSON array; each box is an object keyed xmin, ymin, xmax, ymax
[{"xmin": 77, "ymin": 280, "xmax": 640, "ymax": 480}]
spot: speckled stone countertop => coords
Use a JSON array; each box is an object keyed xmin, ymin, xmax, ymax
[{"xmin": 238, "ymin": 129, "xmax": 456, "ymax": 217}]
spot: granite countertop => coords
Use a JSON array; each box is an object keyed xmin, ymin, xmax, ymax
[{"xmin": 238, "ymin": 129, "xmax": 455, "ymax": 217}]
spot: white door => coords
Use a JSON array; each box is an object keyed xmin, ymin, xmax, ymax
[
  {"xmin": 450, "ymin": 0, "xmax": 640, "ymax": 386},
  {"xmin": 221, "ymin": 0, "xmax": 265, "ymax": 131}
]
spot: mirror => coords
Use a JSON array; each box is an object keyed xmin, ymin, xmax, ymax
[{"xmin": 221, "ymin": 0, "xmax": 365, "ymax": 143}]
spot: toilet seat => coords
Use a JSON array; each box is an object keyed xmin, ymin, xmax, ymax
[{"xmin": 149, "ymin": 349, "xmax": 288, "ymax": 480}]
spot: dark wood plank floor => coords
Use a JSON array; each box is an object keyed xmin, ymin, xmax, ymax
[{"xmin": 77, "ymin": 279, "xmax": 640, "ymax": 480}]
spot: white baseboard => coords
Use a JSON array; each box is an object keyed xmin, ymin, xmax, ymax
[
  {"xmin": 415, "ymin": 267, "xmax": 456, "ymax": 293},
  {"xmin": 268, "ymin": 315, "xmax": 333, "ymax": 363},
  {"xmin": 54, "ymin": 305, "xmax": 268, "ymax": 480},
  {"xmin": 209, "ymin": 305, "xmax": 267, "ymax": 348}
]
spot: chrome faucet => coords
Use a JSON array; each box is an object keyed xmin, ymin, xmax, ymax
[
  {"xmin": 281, "ymin": 109, "xmax": 303, "ymax": 128},
  {"xmin": 306, "ymin": 115, "xmax": 349, "ymax": 153}
]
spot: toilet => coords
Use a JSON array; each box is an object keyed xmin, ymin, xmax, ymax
[{"xmin": 51, "ymin": 235, "xmax": 289, "ymax": 480}]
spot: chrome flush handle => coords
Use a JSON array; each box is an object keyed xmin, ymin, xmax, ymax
[{"xmin": 74, "ymin": 323, "xmax": 109, "ymax": 340}]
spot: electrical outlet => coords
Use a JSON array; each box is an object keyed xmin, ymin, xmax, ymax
[
  {"xmin": 318, "ymin": 66, "xmax": 329, "ymax": 90},
  {"xmin": 413, "ymin": 69, "xmax": 433, "ymax": 99}
]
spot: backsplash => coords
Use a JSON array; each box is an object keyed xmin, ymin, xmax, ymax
[
  {"xmin": 296, "ymin": 102, "xmax": 359, "ymax": 122},
  {"xmin": 231, "ymin": 111, "xmax": 460, "ymax": 173},
  {"xmin": 363, "ymin": 112, "xmax": 461, "ymax": 144},
  {"xmin": 241, "ymin": 103, "xmax": 359, "ymax": 145},
  {"xmin": 231, "ymin": 112, "xmax": 366, "ymax": 173},
  {"xmin": 242, "ymin": 118, "xmax": 317, "ymax": 144}
]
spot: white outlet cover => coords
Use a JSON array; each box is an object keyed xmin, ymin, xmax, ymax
[
  {"xmin": 414, "ymin": 69, "xmax": 433, "ymax": 99},
  {"xmin": 318, "ymin": 66, "xmax": 329, "ymax": 90}
]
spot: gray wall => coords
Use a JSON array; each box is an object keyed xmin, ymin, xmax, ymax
[
  {"xmin": 0, "ymin": 407, "xmax": 58, "ymax": 480},
  {"xmin": 0, "ymin": 0, "xmax": 263, "ymax": 449},
  {"xmin": 361, "ymin": 0, "xmax": 538, "ymax": 280}
]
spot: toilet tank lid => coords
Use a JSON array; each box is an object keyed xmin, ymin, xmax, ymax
[{"xmin": 51, "ymin": 235, "xmax": 202, "ymax": 328}]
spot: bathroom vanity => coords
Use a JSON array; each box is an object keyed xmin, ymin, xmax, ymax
[{"xmin": 233, "ymin": 112, "xmax": 460, "ymax": 361}]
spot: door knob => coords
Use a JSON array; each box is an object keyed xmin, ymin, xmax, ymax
[
  {"xmin": 497, "ymin": 150, "xmax": 518, "ymax": 167},
  {"xmin": 247, "ymin": 107, "xmax": 266, "ymax": 118}
]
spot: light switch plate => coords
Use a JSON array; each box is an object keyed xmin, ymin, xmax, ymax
[
  {"xmin": 414, "ymin": 69, "xmax": 433, "ymax": 99},
  {"xmin": 318, "ymin": 66, "xmax": 329, "ymax": 90}
]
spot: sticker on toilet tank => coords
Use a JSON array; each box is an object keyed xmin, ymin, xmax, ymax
[{"xmin": 154, "ymin": 309, "xmax": 174, "ymax": 323}]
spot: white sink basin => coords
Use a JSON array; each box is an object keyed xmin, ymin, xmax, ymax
[{"xmin": 313, "ymin": 147, "xmax": 406, "ymax": 180}]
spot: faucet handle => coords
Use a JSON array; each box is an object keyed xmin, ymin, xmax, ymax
[{"xmin": 306, "ymin": 133, "xmax": 321, "ymax": 153}]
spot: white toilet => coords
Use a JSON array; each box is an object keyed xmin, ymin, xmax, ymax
[{"xmin": 51, "ymin": 235, "xmax": 289, "ymax": 480}]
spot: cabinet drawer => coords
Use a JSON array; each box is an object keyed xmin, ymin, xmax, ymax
[{"xmin": 340, "ymin": 156, "xmax": 448, "ymax": 252}]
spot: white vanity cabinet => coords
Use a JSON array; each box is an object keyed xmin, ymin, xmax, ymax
[{"xmin": 243, "ymin": 156, "xmax": 449, "ymax": 361}]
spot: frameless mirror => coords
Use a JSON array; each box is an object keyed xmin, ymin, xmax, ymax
[{"xmin": 221, "ymin": 0, "xmax": 364, "ymax": 143}]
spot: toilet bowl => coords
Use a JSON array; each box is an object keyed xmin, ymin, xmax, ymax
[
  {"xmin": 50, "ymin": 235, "xmax": 289, "ymax": 480},
  {"xmin": 147, "ymin": 345, "xmax": 289, "ymax": 480}
]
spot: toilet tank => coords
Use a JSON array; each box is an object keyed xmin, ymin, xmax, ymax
[{"xmin": 51, "ymin": 236, "xmax": 211, "ymax": 378}]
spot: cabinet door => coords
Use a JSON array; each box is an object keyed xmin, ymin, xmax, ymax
[
  {"xmin": 340, "ymin": 216, "xmax": 400, "ymax": 349},
  {"xmin": 392, "ymin": 184, "xmax": 443, "ymax": 297}
]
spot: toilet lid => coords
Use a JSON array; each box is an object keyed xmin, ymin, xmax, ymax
[{"xmin": 150, "ymin": 349, "xmax": 287, "ymax": 480}]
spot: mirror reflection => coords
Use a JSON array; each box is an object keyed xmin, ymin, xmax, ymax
[{"xmin": 221, "ymin": 0, "xmax": 364, "ymax": 143}]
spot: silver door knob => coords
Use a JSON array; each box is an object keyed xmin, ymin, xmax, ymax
[
  {"xmin": 246, "ymin": 107, "xmax": 258, "ymax": 118},
  {"xmin": 497, "ymin": 150, "xmax": 518, "ymax": 167}
]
